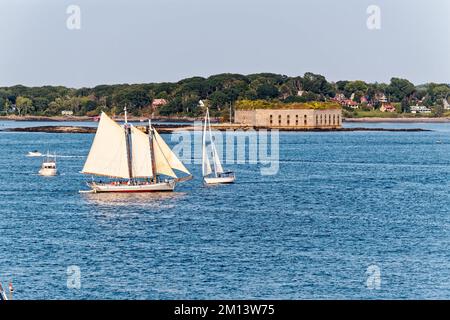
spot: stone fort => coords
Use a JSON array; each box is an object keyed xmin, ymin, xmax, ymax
[{"xmin": 234, "ymin": 107, "xmax": 342, "ymax": 129}]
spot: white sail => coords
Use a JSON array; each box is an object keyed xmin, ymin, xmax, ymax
[
  {"xmin": 206, "ymin": 108, "xmax": 224, "ymax": 175},
  {"xmin": 152, "ymin": 129, "xmax": 191, "ymax": 176},
  {"xmin": 211, "ymin": 143, "xmax": 224, "ymax": 174},
  {"xmin": 202, "ymin": 114, "xmax": 212, "ymax": 177},
  {"xmin": 152, "ymin": 132, "xmax": 177, "ymax": 178},
  {"xmin": 82, "ymin": 112, "xmax": 130, "ymax": 179},
  {"xmin": 130, "ymin": 126, "xmax": 153, "ymax": 178}
]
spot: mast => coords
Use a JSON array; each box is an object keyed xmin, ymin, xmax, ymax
[
  {"xmin": 148, "ymin": 119, "xmax": 158, "ymax": 184},
  {"xmin": 124, "ymin": 106, "xmax": 134, "ymax": 181}
]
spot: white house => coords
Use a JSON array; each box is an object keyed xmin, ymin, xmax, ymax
[
  {"xmin": 443, "ymin": 98, "xmax": 450, "ymax": 110},
  {"xmin": 410, "ymin": 105, "xmax": 431, "ymax": 114},
  {"xmin": 61, "ymin": 110, "xmax": 74, "ymax": 116}
]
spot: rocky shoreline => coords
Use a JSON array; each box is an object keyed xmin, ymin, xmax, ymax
[
  {"xmin": 344, "ymin": 117, "xmax": 450, "ymax": 123},
  {"xmin": 1, "ymin": 125, "xmax": 431, "ymax": 134}
]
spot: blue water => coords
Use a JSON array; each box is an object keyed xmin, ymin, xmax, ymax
[{"xmin": 1, "ymin": 121, "xmax": 450, "ymax": 299}]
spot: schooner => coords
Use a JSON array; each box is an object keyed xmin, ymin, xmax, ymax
[{"xmin": 81, "ymin": 108, "xmax": 192, "ymax": 193}]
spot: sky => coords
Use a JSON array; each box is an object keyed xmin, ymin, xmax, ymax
[{"xmin": 0, "ymin": 0, "xmax": 449, "ymax": 88}]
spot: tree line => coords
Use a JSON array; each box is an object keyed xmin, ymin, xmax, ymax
[{"xmin": 0, "ymin": 73, "xmax": 449, "ymax": 117}]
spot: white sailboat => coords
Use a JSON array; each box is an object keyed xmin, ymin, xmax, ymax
[
  {"xmin": 202, "ymin": 107, "xmax": 235, "ymax": 185},
  {"xmin": 80, "ymin": 108, "xmax": 192, "ymax": 193}
]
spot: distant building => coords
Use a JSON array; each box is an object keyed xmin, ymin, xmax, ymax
[
  {"xmin": 61, "ymin": 110, "xmax": 73, "ymax": 116},
  {"xmin": 380, "ymin": 103, "xmax": 396, "ymax": 113},
  {"xmin": 375, "ymin": 93, "xmax": 388, "ymax": 103},
  {"xmin": 341, "ymin": 99, "xmax": 359, "ymax": 109},
  {"xmin": 443, "ymin": 98, "xmax": 450, "ymax": 110},
  {"xmin": 151, "ymin": 99, "xmax": 168, "ymax": 109},
  {"xmin": 410, "ymin": 105, "xmax": 431, "ymax": 114},
  {"xmin": 360, "ymin": 96, "xmax": 368, "ymax": 104},
  {"xmin": 333, "ymin": 93, "xmax": 346, "ymax": 101},
  {"xmin": 235, "ymin": 108, "xmax": 342, "ymax": 129}
]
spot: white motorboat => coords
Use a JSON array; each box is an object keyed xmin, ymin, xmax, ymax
[
  {"xmin": 80, "ymin": 108, "xmax": 192, "ymax": 193},
  {"xmin": 38, "ymin": 153, "xmax": 57, "ymax": 176},
  {"xmin": 202, "ymin": 105, "xmax": 235, "ymax": 185},
  {"xmin": 27, "ymin": 150, "xmax": 42, "ymax": 157}
]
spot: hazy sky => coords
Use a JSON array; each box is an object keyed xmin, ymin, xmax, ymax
[{"xmin": 0, "ymin": 0, "xmax": 449, "ymax": 87}]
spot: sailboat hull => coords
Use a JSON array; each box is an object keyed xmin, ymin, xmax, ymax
[
  {"xmin": 204, "ymin": 175, "xmax": 236, "ymax": 185},
  {"xmin": 88, "ymin": 181, "xmax": 176, "ymax": 193}
]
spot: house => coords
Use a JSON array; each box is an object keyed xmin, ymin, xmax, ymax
[
  {"xmin": 410, "ymin": 105, "xmax": 431, "ymax": 114},
  {"xmin": 61, "ymin": 110, "xmax": 74, "ymax": 116},
  {"xmin": 151, "ymin": 99, "xmax": 168, "ymax": 109},
  {"xmin": 341, "ymin": 99, "xmax": 359, "ymax": 109},
  {"xmin": 380, "ymin": 103, "xmax": 396, "ymax": 113},
  {"xmin": 360, "ymin": 96, "xmax": 368, "ymax": 104}
]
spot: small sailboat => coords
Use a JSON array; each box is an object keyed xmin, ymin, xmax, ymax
[
  {"xmin": 38, "ymin": 152, "xmax": 57, "ymax": 176},
  {"xmin": 80, "ymin": 108, "xmax": 192, "ymax": 193},
  {"xmin": 202, "ymin": 107, "xmax": 235, "ymax": 185}
]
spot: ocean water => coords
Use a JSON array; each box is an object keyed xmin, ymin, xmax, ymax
[{"xmin": 0, "ymin": 121, "xmax": 450, "ymax": 299}]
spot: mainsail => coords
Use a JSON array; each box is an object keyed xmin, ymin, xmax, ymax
[
  {"xmin": 130, "ymin": 126, "xmax": 153, "ymax": 178},
  {"xmin": 82, "ymin": 112, "xmax": 130, "ymax": 179}
]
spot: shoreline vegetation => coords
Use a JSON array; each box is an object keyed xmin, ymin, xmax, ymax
[
  {"xmin": 0, "ymin": 114, "xmax": 201, "ymax": 122},
  {"xmin": 1, "ymin": 114, "xmax": 450, "ymax": 123},
  {"xmin": 1, "ymin": 73, "xmax": 449, "ymax": 120}
]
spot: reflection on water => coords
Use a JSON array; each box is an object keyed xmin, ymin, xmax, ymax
[
  {"xmin": 81, "ymin": 192, "xmax": 187, "ymax": 223},
  {"xmin": 82, "ymin": 192, "xmax": 186, "ymax": 207}
]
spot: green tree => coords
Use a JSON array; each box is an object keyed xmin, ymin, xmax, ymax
[
  {"xmin": 209, "ymin": 91, "xmax": 228, "ymax": 111},
  {"xmin": 401, "ymin": 98, "xmax": 410, "ymax": 113},
  {"xmin": 386, "ymin": 78, "xmax": 415, "ymax": 102},
  {"xmin": 15, "ymin": 96, "xmax": 33, "ymax": 115},
  {"xmin": 344, "ymin": 81, "xmax": 368, "ymax": 98},
  {"xmin": 256, "ymin": 83, "xmax": 279, "ymax": 99}
]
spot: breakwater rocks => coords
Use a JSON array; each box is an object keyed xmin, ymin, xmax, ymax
[{"xmin": 2, "ymin": 125, "xmax": 431, "ymax": 134}]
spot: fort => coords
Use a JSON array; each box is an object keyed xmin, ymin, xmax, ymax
[{"xmin": 233, "ymin": 101, "xmax": 342, "ymax": 129}]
